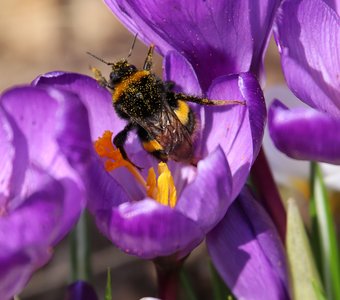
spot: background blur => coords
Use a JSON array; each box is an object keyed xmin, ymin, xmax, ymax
[
  {"xmin": 0, "ymin": 1, "xmax": 297, "ymax": 300},
  {"xmin": 0, "ymin": 0, "xmax": 284, "ymax": 92}
]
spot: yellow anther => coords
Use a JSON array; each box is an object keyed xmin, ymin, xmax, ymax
[
  {"xmin": 146, "ymin": 167, "xmax": 158, "ymax": 199},
  {"xmin": 145, "ymin": 163, "xmax": 177, "ymax": 208},
  {"xmin": 95, "ymin": 131, "xmax": 177, "ymax": 208}
]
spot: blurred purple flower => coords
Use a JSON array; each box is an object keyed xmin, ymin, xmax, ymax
[
  {"xmin": 207, "ymin": 188, "xmax": 289, "ymax": 300},
  {"xmin": 64, "ymin": 281, "xmax": 98, "ymax": 300},
  {"xmin": 0, "ymin": 85, "xmax": 89, "ymax": 299},
  {"xmin": 269, "ymin": 0, "xmax": 340, "ymax": 163},
  {"xmin": 104, "ymin": 0, "xmax": 281, "ymax": 89}
]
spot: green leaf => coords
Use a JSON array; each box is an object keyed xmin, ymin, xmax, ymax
[
  {"xmin": 105, "ymin": 268, "xmax": 112, "ymax": 300},
  {"xmin": 180, "ymin": 269, "xmax": 198, "ymax": 300},
  {"xmin": 310, "ymin": 163, "xmax": 340, "ymax": 300},
  {"xmin": 209, "ymin": 261, "xmax": 235, "ymax": 300},
  {"xmin": 286, "ymin": 198, "xmax": 325, "ymax": 300}
]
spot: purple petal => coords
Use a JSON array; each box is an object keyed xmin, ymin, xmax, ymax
[
  {"xmin": 0, "ymin": 178, "xmax": 66, "ymax": 299},
  {"xmin": 0, "ymin": 249, "xmax": 51, "ymax": 300},
  {"xmin": 269, "ymin": 99, "xmax": 340, "ymax": 164},
  {"xmin": 0, "ymin": 86, "xmax": 86, "ymax": 209},
  {"xmin": 0, "ymin": 106, "xmax": 28, "ymax": 209},
  {"xmin": 274, "ymin": 0, "xmax": 340, "ymax": 116},
  {"xmin": 176, "ymin": 147, "xmax": 232, "ymax": 233},
  {"xmin": 207, "ymin": 188, "xmax": 289, "ymax": 300},
  {"xmin": 64, "ymin": 281, "xmax": 98, "ymax": 300},
  {"xmin": 85, "ymin": 156, "xmax": 131, "ymax": 214},
  {"xmin": 52, "ymin": 178, "xmax": 84, "ymax": 245},
  {"xmin": 99, "ymin": 199, "xmax": 204, "ymax": 259},
  {"xmin": 105, "ymin": 0, "xmax": 280, "ymax": 89},
  {"xmin": 323, "ymin": 0, "xmax": 340, "ymax": 14},
  {"xmin": 201, "ymin": 73, "xmax": 266, "ymax": 198},
  {"xmin": 33, "ymin": 72, "xmax": 126, "ymax": 140},
  {"xmin": 49, "ymin": 88, "xmax": 93, "ymax": 168},
  {"xmin": 163, "ymin": 51, "xmax": 202, "ymax": 95},
  {"xmin": 0, "ymin": 178, "xmax": 64, "ymax": 251},
  {"xmin": 1, "ymin": 87, "xmax": 73, "ymax": 179}
]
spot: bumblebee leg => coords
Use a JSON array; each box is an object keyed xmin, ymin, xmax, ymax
[
  {"xmin": 164, "ymin": 80, "xmax": 176, "ymax": 91},
  {"xmin": 176, "ymin": 94, "xmax": 246, "ymax": 106},
  {"xmin": 113, "ymin": 123, "xmax": 142, "ymax": 170},
  {"xmin": 143, "ymin": 45, "xmax": 155, "ymax": 71},
  {"xmin": 90, "ymin": 67, "xmax": 109, "ymax": 88}
]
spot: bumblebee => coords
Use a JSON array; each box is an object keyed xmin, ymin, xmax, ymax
[{"xmin": 89, "ymin": 45, "xmax": 243, "ymax": 168}]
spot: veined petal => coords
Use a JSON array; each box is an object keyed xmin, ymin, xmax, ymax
[
  {"xmin": 163, "ymin": 51, "xmax": 202, "ymax": 95},
  {"xmin": 269, "ymin": 99, "xmax": 340, "ymax": 164},
  {"xmin": 201, "ymin": 73, "xmax": 266, "ymax": 199},
  {"xmin": 176, "ymin": 147, "xmax": 232, "ymax": 233},
  {"xmin": 98, "ymin": 199, "xmax": 204, "ymax": 259},
  {"xmin": 207, "ymin": 188, "xmax": 289, "ymax": 300},
  {"xmin": 274, "ymin": 0, "xmax": 340, "ymax": 116},
  {"xmin": 105, "ymin": 0, "xmax": 280, "ymax": 89}
]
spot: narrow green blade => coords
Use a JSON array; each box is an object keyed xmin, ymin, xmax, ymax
[
  {"xmin": 180, "ymin": 269, "xmax": 198, "ymax": 300},
  {"xmin": 105, "ymin": 268, "xmax": 112, "ymax": 300},
  {"xmin": 286, "ymin": 198, "xmax": 325, "ymax": 300},
  {"xmin": 311, "ymin": 163, "xmax": 340, "ymax": 300},
  {"xmin": 209, "ymin": 261, "xmax": 234, "ymax": 300}
]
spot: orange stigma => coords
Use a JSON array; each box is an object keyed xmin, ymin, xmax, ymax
[{"xmin": 94, "ymin": 131, "xmax": 177, "ymax": 207}]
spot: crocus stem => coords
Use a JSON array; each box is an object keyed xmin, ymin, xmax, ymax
[
  {"xmin": 70, "ymin": 212, "xmax": 92, "ymax": 282},
  {"xmin": 154, "ymin": 257, "xmax": 185, "ymax": 300},
  {"xmin": 251, "ymin": 147, "xmax": 286, "ymax": 242}
]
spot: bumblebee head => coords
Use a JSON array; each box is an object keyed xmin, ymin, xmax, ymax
[{"xmin": 109, "ymin": 60, "xmax": 138, "ymax": 85}]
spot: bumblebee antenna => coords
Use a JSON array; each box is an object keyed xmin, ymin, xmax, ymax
[
  {"xmin": 86, "ymin": 52, "xmax": 114, "ymax": 66},
  {"xmin": 126, "ymin": 33, "xmax": 138, "ymax": 59}
]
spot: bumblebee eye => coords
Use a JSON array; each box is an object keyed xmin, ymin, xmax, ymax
[
  {"xmin": 127, "ymin": 65, "xmax": 137, "ymax": 73},
  {"xmin": 109, "ymin": 72, "xmax": 120, "ymax": 84}
]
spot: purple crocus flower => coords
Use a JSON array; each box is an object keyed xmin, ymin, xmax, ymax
[
  {"xmin": 269, "ymin": 0, "xmax": 340, "ymax": 163},
  {"xmin": 101, "ymin": 0, "xmax": 288, "ymax": 297},
  {"xmin": 34, "ymin": 68, "xmax": 265, "ymax": 259},
  {"xmin": 32, "ymin": 0, "xmax": 287, "ymax": 298},
  {"xmin": 0, "ymin": 84, "xmax": 89, "ymax": 299}
]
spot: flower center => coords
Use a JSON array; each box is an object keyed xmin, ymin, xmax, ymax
[{"xmin": 94, "ymin": 131, "xmax": 177, "ymax": 207}]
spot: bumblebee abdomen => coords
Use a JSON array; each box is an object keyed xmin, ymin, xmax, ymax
[
  {"xmin": 173, "ymin": 100, "xmax": 195, "ymax": 134},
  {"xmin": 137, "ymin": 126, "xmax": 168, "ymax": 161}
]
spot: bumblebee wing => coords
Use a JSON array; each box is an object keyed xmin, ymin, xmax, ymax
[
  {"xmin": 159, "ymin": 102, "xmax": 193, "ymax": 154},
  {"xmin": 133, "ymin": 101, "xmax": 193, "ymax": 156},
  {"xmin": 140, "ymin": 102, "xmax": 192, "ymax": 161}
]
